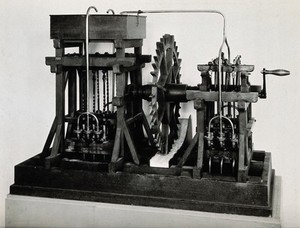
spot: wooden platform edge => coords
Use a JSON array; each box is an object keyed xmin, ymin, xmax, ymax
[{"xmin": 5, "ymin": 176, "xmax": 281, "ymax": 228}]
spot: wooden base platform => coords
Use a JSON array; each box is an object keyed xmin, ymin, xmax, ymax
[
  {"xmin": 6, "ymin": 176, "xmax": 281, "ymax": 227},
  {"xmin": 10, "ymin": 150, "xmax": 275, "ymax": 217}
]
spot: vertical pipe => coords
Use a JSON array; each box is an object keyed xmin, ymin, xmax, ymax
[{"xmin": 85, "ymin": 6, "xmax": 98, "ymax": 128}]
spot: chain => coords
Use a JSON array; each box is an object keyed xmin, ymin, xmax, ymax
[
  {"xmin": 92, "ymin": 71, "xmax": 96, "ymax": 112},
  {"xmin": 96, "ymin": 71, "xmax": 100, "ymax": 112},
  {"xmin": 106, "ymin": 71, "xmax": 109, "ymax": 112},
  {"xmin": 81, "ymin": 74, "xmax": 86, "ymax": 112},
  {"xmin": 102, "ymin": 71, "xmax": 106, "ymax": 113}
]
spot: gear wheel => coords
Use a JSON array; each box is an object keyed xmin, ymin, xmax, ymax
[{"xmin": 149, "ymin": 34, "xmax": 182, "ymax": 154}]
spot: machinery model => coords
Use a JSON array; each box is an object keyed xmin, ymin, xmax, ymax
[{"xmin": 10, "ymin": 7, "xmax": 289, "ymax": 217}]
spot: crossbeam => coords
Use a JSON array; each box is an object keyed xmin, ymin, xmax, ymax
[{"xmin": 186, "ymin": 91, "xmax": 258, "ymax": 103}]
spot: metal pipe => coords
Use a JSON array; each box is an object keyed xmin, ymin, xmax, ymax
[
  {"xmin": 207, "ymin": 115, "xmax": 235, "ymax": 146},
  {"xmin": 85, "ymin": 6, "xmax": 98, "ymax": 129},
  {"xmin": 106, "ymin": 9, "xmax": 115, "ymax": 14},
  {"xmin": 217, "ymin": 35, "xmax": 227, "ymax": 137},
  {"xmin": 106, "ymin": 7, "xmax": 115, "ymax": 114},
  {"xmin": 207, "ymin": 115, "xmax": 234, "ymax": 136},
  {"xmin": 120, "ymin": 9, "xmax": 230, "ymax": 137},
  {"xmin": 77, "ymin": 112, "xmax": 100, "ymax": 131}
]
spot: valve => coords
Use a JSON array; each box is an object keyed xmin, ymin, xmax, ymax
[
  {"xmin": 205, "ymin": 132, "xmax": 214, "ymax": 147},
  {"xmin": 85, "ymin": 129, "xmax": 92, "ymax": 140},
  {"xmin": 74, "ymin": 128, "xmax": 82, "ymax": 139},
  {"xmin": 218, "ymin": 132, "xmax": 225, "ymax": 148},
  {"xmin": 260, "ymin": 68, "xmax": 290, "ymax": 98},
  {"xmin": 231, "ymin": 133, "xmax": 238, "ymax": 148}
]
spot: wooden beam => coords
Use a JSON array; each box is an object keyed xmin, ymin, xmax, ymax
[
  {"xmin": 141, "ymin": 112, "xmax": 155, "ymax": 146},
  {"xmin": 41, "ymin": 117, "xmax": 57, "ymax": 157},
  {"xmin": 46, "ymin": 55, "xmax": 151, "ymax": 69},
  {"xmin": 111, "ymin": 48, "xmax": 126, "ymax": 165},
  {"xmin": 238, "ymin": 103, "xmax": 247, "ymax": 182},
  {"xmin": 123, "ymin": 121, "xmax": 140, "ymax": 165},
  {"xmin": 123, "ymin": 164, "xmax": 182, "ymax": 176},
  {"xmin": 66, "ymin": 70, "xmax": 76, "ymax": 139},
  {"xmin": 177, "ymin": 133, "xmax": 199, "ymax": 168},
  {"xmin": 247, "ymin": 118, "xmax": 256, "ymax": 131},
  {"xmin": 55, "ymin": 40, "xmax": 65, "ymax": 156},
  {"xmin": 45, "ymin": 123, "xmax": 62, "ymax": 169},
  {"xmin": 126, "ymin": 112, "xmax": 143, "ymax": 125},
  {"xmin": 194, "ymin": 99, "xmax": 205, "ymax": 171},
  {"xmin": 111, "ymin": 128, "xmax": 122, "ymax": 163},
  {"xmin": 68, "ymin": 69, "xmax": 77, "ymax": 116},
  {"xmin": 108, "ymin": 157, "xmax": 124, "ymax": 173},
  {"xmin": 50, "ymin": 15, "xmax": 146, "ymax": 40},
  {"xmin": 131, "ymin": 46, "xmax": 145, "ymax": 139},
  {"xmin": 114, "ymin": 39, "xmax": 143, "ymax": 48},
  {"xmin": 197, "ymin": 64, "xmax": 254, "ymax": 73},
  {"xmin": 186, "ymin": 91, "xmax": 258, "ymax": 103}
]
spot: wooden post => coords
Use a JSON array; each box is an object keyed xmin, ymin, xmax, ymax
[
  {"xmin": 177, "ymin": 99, "xmax": 205, "ymax": 178},
  {"xmin": 111, "ymin": 47, "xmax": 126, "ymax": 167},
  {"xmin": 194, "ymin": 99, "xmax": 205, "ymax": 178},
  {"xmin": 55, "ymin": 40, "xmax": 65, "ymax": 155},
  {"xmin": 237, "ymin": 101, "xmax": 247, "ymax": 182},
  {"xmin": 66, "ymin": 69, "xmax": 77, "ymax": 138},
  {"xmin": 110, "ymin": 45, "xmax": 140, "ymax": 171},
  {"xmin": 199, "ymin": 71, "xmax": 213, "ymax": 123},
  {"xmin": 68, "ymin": 69, "xmax": 77, "ymax": 116},
  {"xmin": 45, "ymin": 39, "xmax": 65, "ymax": 168},
  {"xmin": 132, "ymin": 46, "xmax": 144, "ymax": 141}
]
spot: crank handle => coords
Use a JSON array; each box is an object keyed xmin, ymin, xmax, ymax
[
  {"xmin": 261, "ymin": 69, "xmax": 290, "ymax": 76},
  {"xmin": 260, "ymin": 68, "xmax": 290, "ymax": 98}
]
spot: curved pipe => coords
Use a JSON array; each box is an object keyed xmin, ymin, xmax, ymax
[
  {"xmin": 85, "ymin": 6, "xmax": 98, "ymax": 130},
  {"xmin": 77, "ymin": 112, "xmax": 100, "ymax": 132},
  {"xmin": 221, "ymin": 116, "xmax": 234, "ymax": 135},
  {"xmin": 207, "ymin": 115, "xmax": 235, "ymax": 142},
  {"xmin": 120, "ymin": 9, "xmax": 230, "ymax": 136},
  {"xmin": 120, "ymin": 10, "xmax": 230, "ymax": 57},
  {"xmin": 106, "ymin": 9, "xmax": 115, "ymax": 14}
]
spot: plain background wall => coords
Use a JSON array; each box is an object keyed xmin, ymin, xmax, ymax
[{"xmin": 0, "ymin": 0, "xmax": 299, "ymax": 227}]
